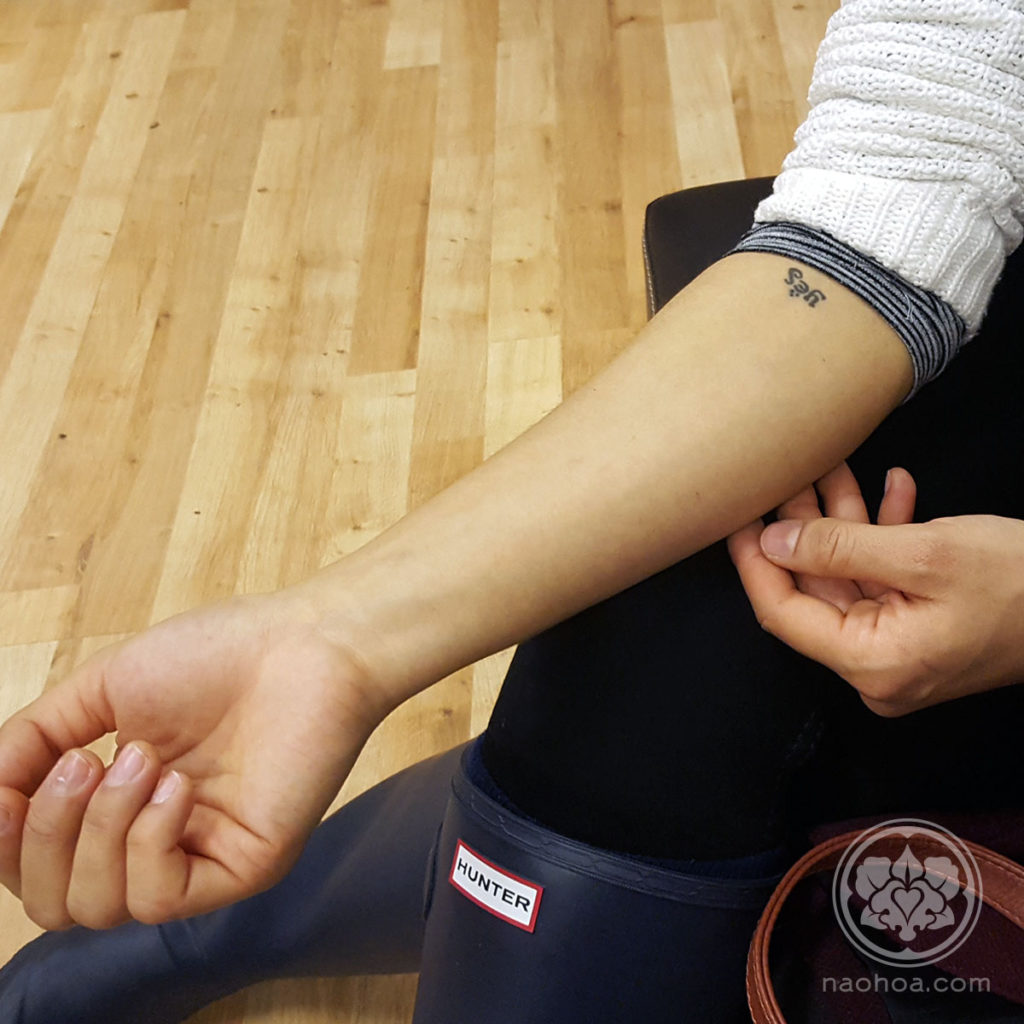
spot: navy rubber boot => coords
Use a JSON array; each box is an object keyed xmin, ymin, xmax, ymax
[
  {"xmin": 411, "ymin": 746, "xmax": 783, "ymax": 1023},
  {"xmin": 0, "ymin": 741, "xmax": 468, "ymax": 1024}
]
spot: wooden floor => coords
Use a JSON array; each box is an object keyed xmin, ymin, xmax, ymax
[{"xmin": 0, "ymin": 0, "xmax": 837, "ymax": 1020}]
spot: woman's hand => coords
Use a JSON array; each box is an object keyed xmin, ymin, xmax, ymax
[
  {"xmin": 0, "ymin": 591, "xmax": 388, "ymax": 930},
  {"xmin": 728, "ymin": 464, "xmax": 1024, "ymax": 717}
]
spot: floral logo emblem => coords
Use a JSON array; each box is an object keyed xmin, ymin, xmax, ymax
[{"xmin": 832, "ymin": 819, "xmax": 982, "ymax": 967}]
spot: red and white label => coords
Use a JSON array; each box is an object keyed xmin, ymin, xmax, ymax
[{"xmin": 449, "ymin": 840, "xmax": 543, "ymax": 932}]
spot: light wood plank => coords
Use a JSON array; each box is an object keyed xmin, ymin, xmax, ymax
[
  {"xmin": 0, "ymin": 109, "xmax": 49, "ymax": 228},
  {"xmin": 553, "ymin": 0, "xmax": 631, "ymax": 395},
  {"xmin": 0, "ymin": 585, "xmax": 78, "ymax": 646},
  {"xmin": 662, "ymin": 0, "xmax": 717, "ymax": 21},
  {"xmin": 320, "ymin": 368, "xmax": 417, "ymax": 566},
  {"xmin": 665, "ymin": 19, "xmax": 745, "ymax": 188},
  {"xmin": 79, "ymin": 3, "xmax": 290, "ymax": 633},
  {"xmin": 4, "ymin": 62, "xmax": 215, "ymax": 597},
  {"xmin": 484, "ymin": 335, "xmax": 562, "ymax": 457},
  {"xmin": 384, "ymin": 0, "xmax": 443, "ymax": 69},
  {"xmin": 349, "ymin": 66, "xmax": 438, "ymax": 375},
  {"xmin": 0, "ymin": 2, "xmax": 38, "ymax": 65},
  {"xmin": 772, "ymin": 0, "xmax": 838, "ymax": 124},
  {"xmin": 0, "ymin": 640, "xmax": 57, "ymax": 731},
  {"xmin": 488, "ymin": 0, "xmax": 560, "ymax": 346},
  {"xmin": 0, "ymin": 6, "xmax": 90, "ymax": 114},
  {"xmin": 152, "ymin": 113, "xmax": 319, "ymax": 618},
  {"xmin": 407, "ymin": 0, "xmax": 498, "ymax": 508},
  {"xmin": 717, "ymin": 0, "xmax": 800, "ymax": 177},
  {"xmin": 272, "ymin": 0, "xmax": 346, "ymax": 120},
  {"xmin": 0, "ymin": 16, "xmax": 136, "ymax": 387},
  {"xmin": 0, "ymin": 10, "xmax": 186, "ymax": 590},
  {"xmin": 614, "ymin": 0, "xmax": 682, "ymax": 326}
]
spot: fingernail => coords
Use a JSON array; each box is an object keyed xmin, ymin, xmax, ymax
[
  {"xmin": 761, "ymin": 520, "xmax": 801, "ymax": 559},
  {"xmin": 106, "ymin": 744, "xmax": 146, "ymax": 786},
  {"xmin": 51, "ymin": 751, "xmax": 93, "ymax": 795},
  {"xmin": 151, "ymin": 772, "xmax": 180, "ymax": 805},
  {"xmin": 0, "ymin": 806, "xmax": 12, "ymax": 834},
  {"xmin": 884, "ymin": 469, "xmax": 892, "ymax": 496}
]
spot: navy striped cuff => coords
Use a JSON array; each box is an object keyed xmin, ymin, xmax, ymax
[{"xmin": 727, "ymin": 222, "xmax": 966, "ymax": 399}]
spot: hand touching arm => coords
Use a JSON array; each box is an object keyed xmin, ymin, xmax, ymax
[
  {"xmin": 0, "ymin": 252, "xmax": 914, "ymax": 927},
  {"xmin": 728, "ymin": 465, "xmax": 1024, "ymax": 717},
  {"xmin": 297, "ymin": 252, "xmax": 915, "ymax": 705}
]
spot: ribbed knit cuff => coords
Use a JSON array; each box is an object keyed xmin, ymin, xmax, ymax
[
  {"xmin": 754, "ymin": 170, "xmax": 1014, "ymax": 337},
  {"xmin": 728, "ymin": 222, "xmax": 967, "ymax": 399}
]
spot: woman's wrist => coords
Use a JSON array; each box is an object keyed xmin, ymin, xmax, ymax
[
  {"xmin": 266, "ymin": 568, "xmax": 408, "ymax": 728},
  {"xmin": 279, "ymin": 525, "xmax": 470, "ymax": 718}
]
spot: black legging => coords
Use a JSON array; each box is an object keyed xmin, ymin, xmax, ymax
[{"xmin": 481, "ymin": 244, "xmax": 1024, "ymax": 863}]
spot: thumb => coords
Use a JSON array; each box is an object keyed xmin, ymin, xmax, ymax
[
  {"xmin": 0, "ymin": 648, "xmax": 118, "ymax": 795},
  {"xmin": 759, "ymin": 517, "xmax": 920, "ymax": 591}
]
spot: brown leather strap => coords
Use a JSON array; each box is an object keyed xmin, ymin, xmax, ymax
[{"xmin": 747, "ymin": 831, "xmax": 1024, "ymax": 1024}]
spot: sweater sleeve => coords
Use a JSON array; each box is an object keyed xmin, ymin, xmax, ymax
[{"xmin": 732, "ymin": 0, "xmax": 1024, "ymax": 394}]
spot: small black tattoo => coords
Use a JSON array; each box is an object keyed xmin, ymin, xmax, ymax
[{"xmin": 785, "ymin": 267, "xmax": 827, "ymax": 308}]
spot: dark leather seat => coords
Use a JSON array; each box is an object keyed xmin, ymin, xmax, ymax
[{"xmin": 643, "ymin": 177, "xmax": 774, "ymax": 316}]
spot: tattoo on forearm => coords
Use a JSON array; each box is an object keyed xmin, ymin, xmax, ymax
[{"xmin": 785, "ymin": 267, "xmax": 827, "ymax": 308}]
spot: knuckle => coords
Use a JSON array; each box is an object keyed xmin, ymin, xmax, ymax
[
  {"xmin": 906, "ymin": 523, "xmax": 955, "ymax": 581},
  {"xmin": 126, "ymin": 893, "xmax": 177, "ymax": 926},
  {"xmin": 861, "ymin": 696, "xmax": 906, "ymax": 719},
  {"xmin": 816, "ymin": 520, "xmax": 856, "ymax": 573},
  {"xmin": 755, "ymin": 609, "xmax": 782, "ymax": 640},
  {"xmin": 24, "ymin": 900, "xmax": 73, "ymax": 932},
  {"xmin": 123, "ymin": 835, "xmax": 157, "ymax": 877},
  {"xmin": 852, "ymin": 661, "xmax": 926, "ymax": 712},
  {"xmin": 66, "ymin": 895, "xmax": 126, "ymax": 931},
  {"xmin": 22, "ymin": 812, "xmax": 66, "ymax": 846},
  {"xmin": 239, "ymin": 837, "xmax": 287, "ymax": 891},
  {"xmin": 858, "ymin": 677, "xmax": 905, "ymax": 707},
  {"xmin": 77, "ymin": 806, "xmax": 119, "ymax": 842}
]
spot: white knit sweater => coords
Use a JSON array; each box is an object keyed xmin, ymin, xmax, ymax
[{"xmin": 755, "ymin": 0, "xmax": 1024, "ymax": 335}]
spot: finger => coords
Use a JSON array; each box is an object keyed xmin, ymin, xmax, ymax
[
  {"xmin": 774, "ymin": 484, "xmax": 832, "ymax": 601},
  {"xmin": 727, "ymin": 519, "xmax": 771, "ymax": 575},
  {"xmin": 729, "ymin": 519, "xmax": 804, "ymax": 606},
  {"xmin": 729, "ymin": 519, "xmax": 858, "ymax": 612},
  {"xmin": 816, "ymin": 462, "xmax": 870, "ymax": 524},
  {"xmin": 20, "ymin": 748, "xmax": 104, "ymax": 930},
  {"xmin": 125, "ymin": 772, "xmax": 264, "ymax": 923},
  {"xmin": 733, "ymin": 541, "xmax": 872, "ymax": 673},
  {"xmin": 0, "ymin": 788, "xmax": 29, "ymax": 898},
  {"xmin": 65, "ymin": 742, "xmax": 162, "ymax": 929},
  {"xmin": 759, "ymin": 517, "xmax": 933, "ymax": 594},
  {"xmin": 123, "ymin": 771, "xmax": 194, "ymax": 923},
  {"xmin": 780, "ymin": 468, "xmax": 863, "ymax": 610},
  {"xmin": 777, "ymin": 483, "xmax": 821, "ymax": 522},
  {"xmin": 878, "ymin": 467, "xmax": 917, "ymax": 526},
  {"xmin": 853, "ymin": 467, "xmax": 919, "ymax": 600},
  {"xmin": 0, "ymin": 647, "xmax": 119, "ymax": 796},
  {"xmin": 814, "ymin": 461, "xmax": 894, "ymax": 603}
]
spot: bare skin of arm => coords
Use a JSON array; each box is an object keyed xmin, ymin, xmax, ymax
[
  {"xmin": 0, "ymin": 251, "xmax": 913, "ymax": 929},
  {"xmin": 308, "ymin": 251, "xmax": 913, "ymax": 705}
]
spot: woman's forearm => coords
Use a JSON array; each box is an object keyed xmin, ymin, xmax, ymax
[{"xmin": 298, "ymin": 251, "xmax": 914, "ymax": 709}]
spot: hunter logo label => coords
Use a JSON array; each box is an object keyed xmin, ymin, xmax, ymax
[{"xmin": 449, "ymin": 840, "xmax": 543, "ymax": 932}]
